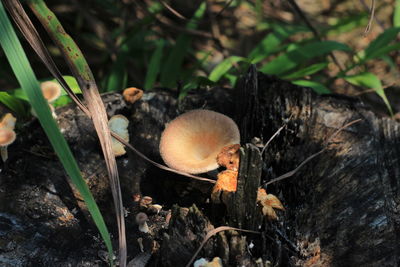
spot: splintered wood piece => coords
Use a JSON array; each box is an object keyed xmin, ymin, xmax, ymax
[{"xmin": 225, "ymin": 143, "xmax": 262, "ymax": 230}]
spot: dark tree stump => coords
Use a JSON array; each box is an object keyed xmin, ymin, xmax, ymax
[
  {"xmin": 2, "ymin": 65, "xmax": 400, "ymax": 266},
  {"xmin": 243, "ymin": 69, "xmax": 400, "ymax": 266}
]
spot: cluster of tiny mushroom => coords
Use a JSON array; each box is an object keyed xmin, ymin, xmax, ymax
[{"xmin": 0, "ymin": 113, "xmax": 17, "ymax": 162}]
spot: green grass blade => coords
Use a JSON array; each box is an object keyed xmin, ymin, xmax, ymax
[
  {"xmin": 0, "ymin": 1, "xmax": 113, "ymax": 264},
  {"xmin": 363, "ymin": 27, "xmax": 400, "ymax": 61},
  {"xmin": 105, "ymin": 55, "xmax": 128, "ymax": 92},
  {"xmin": 208, "ymin": 56, "xmax": 247, "ymax": 82},
  {"xmin": 281, "ymin": 62, "xmax": 328, "ymax": 80},
  {"xmin": 260, "ymin": 40, "xmax": 351, "ymax": 76},
  {"xmin": 0, "ymin": 91, "xmax": 27, "ymax": 116},
  {"xmin": 144, "ymin": 39, "xmax": 164, "ymax": 90},
  {"xmin": 26, "ymin": 1, "xmax": 125, "ymax": 264},
  {"xmin": 159, "ymin": 2, "xmax": 206, "ymax": 88},
  {"xmin": 249, "ymin": 23, "xmax": 308, "ymax": 64},
  {"xmin": 395, "ymin": 0, "xmax": 400, "ymax": 27},
  {"xmin": 292, "ymin": 79, "xmax": 331, "ymax": 94},
  {"xmin": 344, "ymin": 72, "xmax": 393, "ymax": 116}
]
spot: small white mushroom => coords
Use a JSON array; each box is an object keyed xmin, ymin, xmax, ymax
[
  {"xmin": 194, "ymin": 257, "xmax": 223, "ymax": 267},
  {"xmin": 149, "ymin": 204, "xmax": 162, "ymax": 214},
  {"xmin": 137, "ymin": 237, "xmax": 144, "ymax": 252},
  {"xmin": 108, "ymin": 115, "xmax": 129, "ymax": 156},
  {"xmin": 31, "ymin": 81, "xmax": 62, "ymax": 119},
  {"xmin": 0, "ymin": 113, "xmax": 17, "ymax": 162},
  {"xmin": 0, "ymin": 113, "xmax": 16, "ymax": 130},
  {"xmin": 136, "ymin": 212, "xmax": 149, "ymax": 233},
  {"xmin": 159, "ymin": 110, "xmax": 240, "ymax": 174},
  {"xmin": 0, "ymin": 128, "xmax": 16, "ymax": 162}
]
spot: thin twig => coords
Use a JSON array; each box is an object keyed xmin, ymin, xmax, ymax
[
  {"xmin": 161, "ymin": 0, "xmax": 187, "ymax": 20},
  {"xmin": 261, "ymin": 124, "xmax": 287, "ymax": 156},
  {"xmin": 286, "ymin": 0, "xmax": 345, "ymax": 72},
  {"xmin": 364, "ymin": 0, "xmax": 376, "ymax": 36},
  {"xmin": 262, "ymin": 119, "xmax": 362, "ymax": 187}
]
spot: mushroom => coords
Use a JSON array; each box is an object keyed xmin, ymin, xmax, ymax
[
  {"xmin": 0, "ymin": 128, "xmax": 16, "ymax": 162},
  {"xmin": 40, "ymin": 81, "xmax": 62, "ymax": 103},
  {"xmin": 0, "ymin": 113, "xmax": 16, "ymax": 129},
  {"xmin": 193, "ymin": 257, "xmax": 223, "ymax": 267},
  {"xmin": 31, "ymin": 81, "xmax": 62, "ymax": 119},
  {"xmin": 136, "ymin": 212, "xmax": 149, "ymax": 233},
  {"xmin": 159, "ymin": 110, "xmax": 240, "ymax": 174},
  {"xmin": 122, "ymin": 87, "xmax": 143, "ymax": 104},
  {"xmin": 139, "ymin": 196, "xmax": 153, "ymax": 209},
  {"xmin": 108, "ymin": 114, "xmax": 129, "ymax": 156},
  {"xmin": 0, "ymin": 113, "xmax": 17, "ymax": 162}
]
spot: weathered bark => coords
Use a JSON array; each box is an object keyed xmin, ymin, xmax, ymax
[
  {"xmin": 225, "ymin": 143, "xmax": 262, "ymax": 231},
  {"xmin": 249, "ymin": 70, "xmax": 400, "ymax": 266}
]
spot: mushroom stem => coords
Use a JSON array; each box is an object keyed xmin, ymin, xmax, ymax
[
  {"xmin": 0, "ymin": 146, "xmax": 8, "ymax": 162},
  {"xmin": 139, "ymin": 221, "xmax": 149, "ymax": 233}
]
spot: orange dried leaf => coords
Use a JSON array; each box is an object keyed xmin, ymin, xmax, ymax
[
  {"xmin": 257, "ymin": 188, "xmax": 285, "ymax": 220},
  {"xmin": 262, "ymin": 205, "xmax": 278, "ymax": 220}
]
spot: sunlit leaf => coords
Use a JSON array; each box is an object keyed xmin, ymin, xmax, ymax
[
  {"xmin": 0, "ymin": 91, "xmax": 27, "ymax": 115},
  {"xmin": 292, "ymin": 80, "xmax": 331, "ymax": 94},
  {"xmin": 282, "ymin": 62, "xmax": 328, "ymax": 80},
  {"xmin": 260, "ymin": 41, "xmax": 351, "ymax": 75},
  {"xmin": 344, "ymin": 72, "xmax": 393, "ymax": 115},
  {"xmin": 325, "ymin": 13, "xmax": 368, "ymax": 35},
  {"xmin": 363, "ymin": 27, "xmax": 400, "ymax": 61},
  {"xmin": 209, "ymin": 56, "xmax": 246, "ymax": 82},
  {"xmin": 249, "ymin": 23, "xmax": 308, "ymax": 64},
  {"xmin": 395, "ymin": 0, "xmax": 400, "ymax": 27}
]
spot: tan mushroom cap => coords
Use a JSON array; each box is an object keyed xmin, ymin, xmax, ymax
[
  {"xmin": 0, "ymin": 127, "xmax": 16, "ymax": 146},
  {"xmin": 40, "ymin": 81, "xmax": 62, "ymax": 103},
  {"xmin": 108, "ymin": 114, "xmax": 129, "ymax": 156},
  {"xmin": 0, "ymin": 113, "xmax": 16, "ymax": 130},
  {"xmin": 159, "ymin": 109, "xmax": 240, "ymax": 174},
  {"xmin": 122, "ymin": 87, "xmax": 143, "ymax": 104}
]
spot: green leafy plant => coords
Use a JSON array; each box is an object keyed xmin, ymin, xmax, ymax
[{"xmin": 204, "ymin": 16, "xmax": 398, "ymax": 116}]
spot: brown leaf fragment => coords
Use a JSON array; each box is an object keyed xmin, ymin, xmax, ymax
[{"xmin": 257, "ymin": 188, "xmax": 284, "ymax": 220}]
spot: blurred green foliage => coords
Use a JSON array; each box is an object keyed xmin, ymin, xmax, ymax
[{"xmin": 1, "ymin": 0, "xmax": 399, "ymax": 116}]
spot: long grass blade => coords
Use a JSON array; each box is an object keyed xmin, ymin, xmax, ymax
[
  {"xmin": 3, "ymin": 0, "xmax": 89, "ymax": 116},
  {"xmin": 0, "ymin": 1, "xmax": 113, "ymax": 264},
  {"xmin": 25, "ymin": 0, "xmax": 126, "ymax": 265}
]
